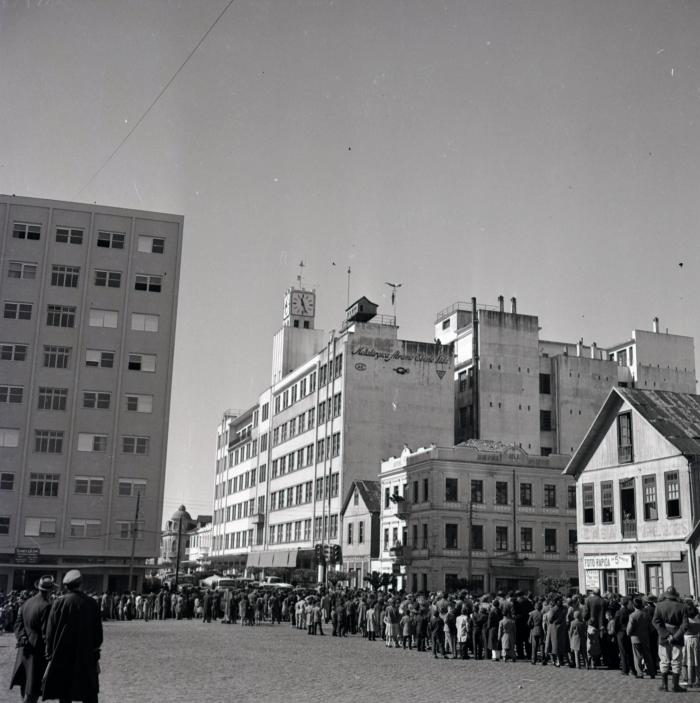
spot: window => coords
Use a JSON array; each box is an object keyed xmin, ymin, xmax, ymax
[
  {"xmin": 94, "ymin": 270, "xmax": 122, "ymax": 288},
  {"xmin": 8, "ymin": 261, "xmax": 37, "ymax": 279},
  {"xmin": 317, "ymin": 401, "xmax": 326, "ymax": 424},
  {"xmin": 1, "ymin": 343, "xmax": 28, "ymax": 361},
  {"xmin": 0, "ymin": 428, "xmax": 20, "ymax": 447},
  {"xmin": 261, "ymin": 402, "xmax": 269, "ymax": 421},
  {"xmin": 13, "ymin": 223, "xmax": 41, "ymax": 240},
  {"xmin": 347, "ymin": 522, "xmax": 353, "ymax": 545},
  {"xmin": 29, "ymin": 472, "xmax": 60, "ymax": 497},
  {"xmin": 422, "ymin": 523, "xmax": 429, "ymax": 549},
  {"xmin": 77, "ymin": 433, "xmax": 107, "ymax": 452},
  {"xmin": 643, "ymin": 475, "xmax": 658, "ymax": 520},
  {"xmin": 0, "ymin": 385, "xmax": 23, "ymax": 404},
  {"xmin": 4, "ymin": 302, "xmax": 32, "ymax": 320},
  {"xmin": 69, "ymin": 519, "xmax": 101, "ymax": 538},
  {"xmin": 89, "ymin": 308, "xmax": 118, "ymax": 328},
  {"xmin": 445, "ymin": 523, "xmax": 458, "ymax": 549},
  {"xmin": 56, "ymin": 227, "xmax": 83, "ymax": 244},
  {"xmin": 34, "ymin": 430, "xmax": 63, "ymax": 453},
  {"xmin": 37, "ymin": 387, "xmax": 67, "ymax": 410},
  {"xmin": 122, "ymin": 436, "xmax": 149, "ymax": 454},
  {"xmin": 96, "ymin": 231, "xmax": 125, "ymax": 249},
  {"xmin": 445, "ymin": 477, "xmax": 458, "ymax": 502},
  {"xmin": 316, "ymin": 438, "xmax": 324, "ymax": 460},
  {"xmin": 86, "ymin": 349, "xmax": 114, "ymax": 368},
  {"xmin": 539, "ymin": 373, "xmax": 551, "ymax": 394},
  {"xmin": 0, "ymin": 472, "xmax": 14, "ymax": 490},
  {"xmin": 331, "ymin": 432, "xmax": 341, "ymax": 457},
  {"xmin": 127, "ymin": 353, "xmax": 155, "ymax": 372},
  {"xmin": 520, "ymin": 483, "xmax": 532, "ymax": 506},
  {"xmin": 131, "ymin": 313, "xmax": 159, "ymax": 332},
  {"xmin": 601, "ymin": 481, "xmax": 614, "ymax": 523},
  {"xmin": 495, "ymin": 525, "xmax": 508, "ymax": 551},
  {"xmin": 617, "ymin": 412, "xmax": 633, "ymax": 463},
  {"xmin": 0, "ymin": 516, "xmax": 8, "ymax": 534},
  {"xmin": 568, "ymin": 529, "xmax": 577, "ymax": 554},
  {"xmin": 665, "ymin": 471, "xmax": 681, "ymax": 518},
  {"xmin": 330, "ymin": 473, "xmax": 339, "ymax": 498},
  {"xmin": 544, "ymin": 528, "xmax": 557, "ymax": 553},
  {"xmin": 306, "ymin": 445, "xmax": 314, "ymax": 466},
  {"xmin": 384, "ymin": 486, "xmax": 390, "ymax": 509},
  {"xmin": 423, "ymin": 477, "xmax": 429, "ymax": 502},
  {"xmin": 540, "ymin": 447, "xmax": 552, "ymax": 457},
  {"xmin": 458, "ymin": 371, "xmax": 467, "ymax": 393},
  {"xmin": 442, "ymin": 318, "xmax": 451, "ymax": 330},
  {"xmin": 333, "ymin": 392, "xmax": 342, "ymax": 417},
  {"xmin": 50, "ymin": 265, "xmax": 80, "ymax": 287},
  {"xmin": 47, "ymin": 304, "xmax": 76, "ymax": 328},
  {"xmin": 25, "ymin": 518, "xmax": 56, "ymax": 537},
  {"xmin": 307, "ymin": 407, "xmax": 315, "ymax": 429},
  {"xmin": 44, "ymin": 345, "xmax": 70, "ymax": 368},
  {"xmin": 134, "ymin": 274, "xmax": 162, "ymax": 293},
  {"xmin": 496, "ymin": 481, "xmax": 508, "ymax": 505},
  {"xmin": 520, "ymin": 527, "xmax": 533, "ymax": 552},
  {"xmin": 567, "ymin": 485, "xmax": 576, "ymax": 509},
  {"xmin": 118, "ymin": 479, "xmax": 146, "ymax": 497},
  {"xmin": 582, "ymin": 484, "xmax": 594, "ymax": 523},
  {"xmin": 74, "ymin": 477, "xmax": 103, "ymax": 495},
  {"xmin": 126, "ymin": 394, "xmax": 153, "ymax": 413},
  {"xmin": 540, "ymin": 410, "xmax": 552, "ymax": 431},
  {"xmin": 116, "ymin": 521, "xmax": 144, "ymax": 540},
  {"xmin": 83, "ymin": 391, "xmax": 111, "ymax": 409},
  {"xmin": 471, "ymin": 479, "xmax": 483, "ymax": 503},
  {"xmin": 544, "ymin": 484, "xmax": 557, "ymax": 507},
  {"xmin": 137, "ymin": 235, "xmax": 165, "ymax": 253}
]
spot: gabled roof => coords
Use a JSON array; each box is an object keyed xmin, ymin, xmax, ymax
[
  {"xmin": 340, "ymin": 480, "xmax": 381, "ymax": 516},
  {"xmin": 345, "ymin": 296, "xmax": 378, "ymax": 312},
  {"xmin": 565, "ymin": 387, "xmax": 700, "ymax": 478}
]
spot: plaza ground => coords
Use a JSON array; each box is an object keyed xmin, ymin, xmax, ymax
[{"xmin": 0, "ymin": 619, "xmax": 688, "ymax": 703}]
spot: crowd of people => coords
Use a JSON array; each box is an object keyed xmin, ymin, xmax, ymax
[{"xmin": 4, "ymin": 577, "xmax": 699, "ymax": 697}]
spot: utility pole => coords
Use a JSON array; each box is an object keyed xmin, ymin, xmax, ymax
[
  {"xmin": 174, "ymin": 514, "xmax": 183, "ymax": 591},
  {"xmin": 467, "ymin": 500, "xmax": 473, "ymax": 589},
  {"xmin": 127, "ymin": 491, "xmax": 141, "ymax": 592}
]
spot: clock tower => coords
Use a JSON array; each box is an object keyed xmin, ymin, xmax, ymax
[{"xmin": 283, "ymin": 287, "xmax": 316, "ymax": 329}]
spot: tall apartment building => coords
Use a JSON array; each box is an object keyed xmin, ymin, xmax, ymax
[
  {"xmin": 435, "ymin": 297, "xmax": 695, "ymax": 455},
  {"xmin": 211, "ymin": 290, "xmax": 454, "ymax": 573},
  {"xmin": 0, "ymin": 195, "xmax": 183, "ymax": 592}
]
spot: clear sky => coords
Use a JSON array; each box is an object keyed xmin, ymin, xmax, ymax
[{"xmin": 1, "ymin": 0, "xmax": 699, "ymax": 522}]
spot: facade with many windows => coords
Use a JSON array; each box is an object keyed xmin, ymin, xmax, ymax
[
  {"xmin": 375, "ymin": 442, "xmax": 577, "ymax": 594},
  {"xmin": 211, "ymin": 291, "xmax": 454, "ymax": 573},
  {"xmin": 0, "ymin": 195, "xmax": 183, "ymax": 592},
  {"xmin": 565, "ymin": 387, "xmax": 700, "ymax": 598}
]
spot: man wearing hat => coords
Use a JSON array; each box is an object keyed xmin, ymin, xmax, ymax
[
  {"xmin": 653, "ymin": 585, "xmax": 689, "ymax": 692},
  {"xmin": 10, "ymin": 575, "xmax": 55, "ymax": 703},
  {"xmin": 42, "ymin": 570, "xmax": 103, "ymax": 703}
]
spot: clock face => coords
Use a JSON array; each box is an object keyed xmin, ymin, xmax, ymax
[{"xmin": 291, "ymin": 291, "xmax": 315, "ymax": 316}]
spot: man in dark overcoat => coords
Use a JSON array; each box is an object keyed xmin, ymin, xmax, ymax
[
  {"xmin": 10, "ymin": 575, "xmax": 56, "ymax": 703},
  {"xmin": 42, "ymin": 570, "xmax": 103, "ymax": 703}
]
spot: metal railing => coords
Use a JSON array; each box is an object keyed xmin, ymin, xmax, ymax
[{"xmin": 622, "ymin": 519, "xmax": 637, "ymax": 539}]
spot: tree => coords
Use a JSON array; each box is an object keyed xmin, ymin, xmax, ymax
[
  {"xmin": 327, "ymin": 570, "xmax": 349, "ymax": 585},
  {"xmin": 537, "ymin": 573, "xmax": 571, "ymax": 595},
  {"xmin": 363, "ymin": 571, "xmax": 382, "ymax": 591}
]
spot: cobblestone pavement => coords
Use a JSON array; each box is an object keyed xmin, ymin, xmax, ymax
[{"xmin": 0, "ymin": 620, "xmax": 691, "ymax": 703}]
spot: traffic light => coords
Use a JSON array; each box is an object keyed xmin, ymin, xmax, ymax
[
  {"xmin": 314, "ymin": 543, "xmax": 324, "ymax": 563},
  {"xmin": 331, "ymin": 544, "xmax": 342, "ymax": 564}
]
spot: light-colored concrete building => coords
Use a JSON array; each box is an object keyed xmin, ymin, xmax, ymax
[
  {"xmin": 565, "ymin": 387, "xmax": 700, "ymax": 597},
  {"xmin": 0, "ymin": 195, "xmax": 183, "ymax": 592},
  {"xmin": 375, "ymin": 442, "xmax": 577, "ymax": 594},
  {"xmin": 435, "ymin": 297, "xmax": 695, "ymax": 455},
  {"xmin": 340, "ymin": 480, "xmax": 381, "ymax": 588},
  {"xmin": 210, "ymin": 290, "xmax": 455, "ymax": 574}
]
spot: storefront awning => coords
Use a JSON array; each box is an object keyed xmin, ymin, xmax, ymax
[{"xmin": 271, "ymin": 549, "xmax": 298, "ymax": 568}]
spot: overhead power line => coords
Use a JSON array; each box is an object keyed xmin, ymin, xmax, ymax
[{"xmin": 75, "ymin": 0, "xmax": 236, "ymax": 198}]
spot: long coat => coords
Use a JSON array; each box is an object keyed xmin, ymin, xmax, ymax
[
  {"xmin": 10, "ymin": 593, "xmax": 51, "ymax": 699},
  {"xmin": 42, "ymin": 590, "xmax": 103, "ymax": 702},
  {"xmin": 547, "ymin": 604, "xmax": 568, "ymax": 657},
  {"xmin": 486, "ymin": 607, "xmax": 501, "ymax": 651}
]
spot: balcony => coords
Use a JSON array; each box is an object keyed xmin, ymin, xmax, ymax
[
  {"xmin": 390, "ymin": 493, "xmax": 409, "ymax": 519},
  {"xmin": 249, "ymin": 512, "xmax": 265, "ymax": 526},
  {"xmin": 390, "ymin": 543, "xmax": 412, "ymax": 565},
  {"xmin": 622, "ymin": 519, "xmax": 637, "ymax": 539}
]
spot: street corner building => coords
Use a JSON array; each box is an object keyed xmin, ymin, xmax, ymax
[
  {"xmin": 0, "ymin": 195, "xmax": 183, "ymax": 592},
  {"xmin": 565, "ymin": 386, "xmax": 700, "ymax": 597},
  {"xmin": 210, "ymin": 288, "xmax": 455, "ymax": 574}
]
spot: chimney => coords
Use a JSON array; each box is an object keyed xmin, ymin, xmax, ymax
[
  {"xmin": 576, "ymin": 338, "xmax": 583, "ymax": 357},
  {"xmin": 591, "ymin": 342, "xmax": 597, "ymax": 359},
  {"xmin": 498, "ymin": 295, "xmax": 504, "ymax": 313},
  {"xmin": 562, "ymin": 345, "xmax": 568, "ymax": 356},
  {"xmin": 653, "ymin": 316, "xmax": 659, "ymax": 333},
  {"xmin": 510, "ymin": 296, "xmax": 517, "ymax": 314}
]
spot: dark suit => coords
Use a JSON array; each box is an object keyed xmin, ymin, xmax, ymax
[
  {"xmin": 10, "ymin": 592, "xmax": 52, "ymax": 702},
  {"xmin": 583, "ymin": 594, "xmax": 605, "ymax": 630},
  {"xmin": 528, "ymin": 609, "xmax": 546, "ymax": 664}
]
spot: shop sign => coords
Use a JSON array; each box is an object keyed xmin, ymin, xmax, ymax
[
  {"xmin": 585, "ymin": 570, "xmax": 601, "ymax": 591},
  {"xmin": 583, "ymin": 554, "xmax": 632, "ymax": 570},
  {"xmin": 15, "ymin": 547, "xmax": 40, "ymax": 564}
]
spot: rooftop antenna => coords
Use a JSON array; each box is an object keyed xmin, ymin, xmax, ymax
[
  {"xmin": 297, "ymin": 260, "xmax": 305, "ymax": 289},
  {"xmin": 385, "ymin": 281, "xmax": 402, "ymax": 323},
  {"xmin": 347, "ymin": 266, "xmax": 352, "ymax": 307}
]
